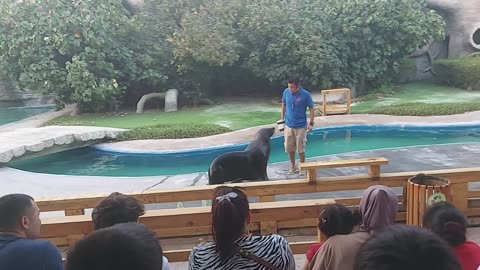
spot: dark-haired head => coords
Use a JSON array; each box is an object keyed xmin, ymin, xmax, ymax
[
  {"xmin": 0, "ymin": 193, "xmax": 41, "ymax": 239},
  {"xmin": 354, "ymin": 224, "xmax": 461, "ymax": 270},
  {"xmin": 422, "ymin": 201, "xmax": 455, "ymax": 229},
  {"xmin": 92, "ymin": 192, "xmax": 145, "ymax": 230},
  {"xmin": 318, "ymin": 204, "xmax": 361, "ymax": 238},
  {"xmin": 66, "ymin": 223, "xmax": 163, "ymax": 270},
  {"xmin": 423, "ymin": 203, "xmax": 467, "ymax": 247},
  {"xmin": 287, "ymin": 77, "xmax": 301, "ymax": 85},
  {"xmin": 211, "ymin": 186, "xmax": 250, "ymax": 261}
]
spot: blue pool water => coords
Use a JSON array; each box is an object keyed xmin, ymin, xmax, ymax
[
  {"xmin": 0, "ymin": 106, "xmax": 55, "ymax": 125},
  {"xmin": 8, "ymin": 124, "xmax": 480, "ymax": 177}
]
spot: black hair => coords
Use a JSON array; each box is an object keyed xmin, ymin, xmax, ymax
[
  {"xmin": 0, "ymin": 194, "xmax": 34, "ymax": 231},
  {"xmin": 211, "ymin": 186, "xmax": 249, "ymax": 261},
  {"xmin": 422, "ymin": 201, "xmax": 455, "ymax": 228},
  {"xmin": 287, "ymin": 77, "xmax": 301, "ymax": 85},
  {"xmin": 423, "ymin": 203, "xmax": 467, "ymax": 247},
  {"xmin": 66, "ymin": 223, "xmax": 163, "ymax": 270},
  {"xmin": 92, "ymin": 192, "xmax": 145, "ymax": 230},
  {"xmin": 354, "ymin": 224, "xmax": 461, "ymax": 270},
  {"xmin": 318, "ymin": 204, "xmax": 361, "ymax": 238}
]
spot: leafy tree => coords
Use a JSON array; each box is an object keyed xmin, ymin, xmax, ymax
[
  {"xmin": 173, "ymin": 0, "xmax": 444, "ymax": 90},
  {"xmin": 0, "ymin": 0, "xmax": 168, "ymax": 111}
]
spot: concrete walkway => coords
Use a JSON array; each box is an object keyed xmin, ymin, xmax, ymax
[{"xmin": 2, "ymin": 143, "xmax": 480, "ymax": 202}]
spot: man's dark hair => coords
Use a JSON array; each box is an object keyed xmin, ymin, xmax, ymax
[
  {"xmin": 66, "ymin": 223, "xmax": 163, "ymax": 270},
  {"xmin": 0, "ymin": 194, "xmax": 34, "ymax": 230},
  {"xmin": 287, "ymin": 77, "xmax": 301, "ymax": 85},
  {"xmin": 91, "ymin": 192, "xmax": 145, "ymax": 230},
  {"xmin": 354, "ymin": 224, "xmax": 461, "ymax": 270}
]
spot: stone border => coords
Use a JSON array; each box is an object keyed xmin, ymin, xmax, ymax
[{"xmin": 0, "ymin": 126, "xmax": 126, "ymax": 163}]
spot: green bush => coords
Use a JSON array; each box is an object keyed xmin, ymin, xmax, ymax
[
  {"xmin": 368, "ymin": 102, "xmax": 480, "ymax": 116},
  {"xmin": 433, "ymin": 57, "xmax": 480, "ymax": 90},
  {"xmin": 116, "ymin": 124, "xmax": 232, "ymax": 141}
]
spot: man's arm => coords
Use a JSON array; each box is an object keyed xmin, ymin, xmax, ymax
[
  {"xmin": 281, "ymin": 102, "xmax": 286, "ymax": 120},
  {"xmin": 309, "ymin": 107, "xmax": 315, "ymax": 124}
]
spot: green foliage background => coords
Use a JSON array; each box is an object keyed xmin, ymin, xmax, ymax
[{"xmin": 0, "ymin": 0, "xmax": 445, "ymax": 112}]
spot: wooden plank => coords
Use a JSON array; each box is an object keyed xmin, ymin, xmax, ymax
[
  {"xmin": 300, "ymin": 157, "xmax": 389, "ymax": 170},
  {"xmin": 259, "ymin": 195, "xmax": 275, "ymax": 202},
  {"xmin": 451, "ymin": 182, "xmax": 469, "ymax": 210},
  {"xmin": 36, "ymin": 168, "xmax": 480, "ymax": 213},
  {"xmin": 65, "ymin": 209, "xmax": 85, "ymax": 216},
  {"xmin": 418, "ymin": 185, "xmax": 426, "ymax": 227},
  {"xmin": 413, "ymin": 183, "xmax": 419, "ymax": 225},
  {"xmin": 407, "ymin": 181, "xmax": 413, "ymax": 224}
]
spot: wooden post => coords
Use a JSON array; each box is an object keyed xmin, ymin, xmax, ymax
[
  {"xmin": 307, "ymin": 169, "xmax": 317, "ymax": 183},
  {"xmin": 65, "ymin": 209, "xmax": 85, "ymax": 216},
  {"xmin": 260, "ymin": 221, "xmax": 278, "ymax": 235},
  {"xmin": 368, "ymin": 164, "xmax": 380, "ymax": 179}
]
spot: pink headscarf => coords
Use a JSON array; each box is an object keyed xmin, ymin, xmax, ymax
[{"xmin": 359, "ymin": 185, "xmax": 398, "ymax": 233}]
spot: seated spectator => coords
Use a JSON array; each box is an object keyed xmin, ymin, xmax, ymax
[
  {"xmin": 188, "ymin": 186, "xmax": 295, "ymax": 270},
  {"xmin": 308, "ymin": 185, "xmax": 398, "ymax": 270},
  {"xmin": 423, "ymin": 202, "xmax": 480, "ymax": 270},
  {"xmin": 66, "ymin": 223, "xmax": 163, "ymax": 270},
  {"xmin": 0, "ymin": 193, "xmax": 63, "ymax": 270},
  {"xmin": 302, "ymin": 204, "xmax": 361, "ymax": 270},
  {"xmin": 92, "ymin": 192, "xmax": 145, "ymax": 230},
  {"xmin": 354, "ymin": 224, "xmax": 461, "ymax": 270},
  {"xmin": 92, "ymin": 192, "xmax": 170, "ymax": 270}
]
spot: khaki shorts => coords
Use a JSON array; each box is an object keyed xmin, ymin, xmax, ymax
[{"xmin": 284, "ymin": 126, "xmax": 307, "ymax": 153}]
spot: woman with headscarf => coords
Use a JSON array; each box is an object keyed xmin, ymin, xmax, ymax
[{"xmin": 307, "ymin": 185, "xmax": 398, "ymax": 270}]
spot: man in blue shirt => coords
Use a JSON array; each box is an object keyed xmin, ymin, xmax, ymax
[
  {"xmin": 0, "ymin": 193, "xmax": 63, "ymax": 270},
  {"xmin": 281, "ymin": 77, "xmax": 315, "ymax": 175}
]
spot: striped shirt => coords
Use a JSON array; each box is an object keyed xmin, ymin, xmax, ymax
[{"xmin": 188, "ymin": 234, "xmax": 295, "ymax": 270}]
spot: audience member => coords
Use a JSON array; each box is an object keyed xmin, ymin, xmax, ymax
[
  {"xmin": 302, "ymin": 204, "xmax": 361, "ymax": 269},
  {"xmin": 189, "ymin": 186, "xmax": 295, "ymax": 270},
  {"xmin": 0, "ymin": 193, "xmax": 63, "ymax": 270},
  {"xmin": 423, "ymin": 202, "xmax": 480, "ymax": 270},
  {"xmin": 92, "ymin": 192, "xmax": 145, "ymax": 230},
  {"xmin": 66, "ymin": 223, "xmax": 163, "ymax": 270},
  {"xmin": 354, "ymin": 224, "xmax": 461, "ymax": 270},
  {"xmin": 92, "ymin": 192, "xmax": 170, "ymax": 270},
  {"xmin": 308, "ymin": 185, "xmax": 398, "ymax": 270}
]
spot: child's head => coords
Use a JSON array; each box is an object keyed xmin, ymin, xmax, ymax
[
  {"xmin": 423, "ymin": 202, "xmax": 467, "ymax": 247},
  {"xmin": 318, "ymin": 204, "xmax": 361, "ymax": 238}
]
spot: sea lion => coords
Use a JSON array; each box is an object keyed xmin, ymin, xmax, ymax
[{"xmin": 208, "ymin": 127, "xmax": 275, "ymax": 185}]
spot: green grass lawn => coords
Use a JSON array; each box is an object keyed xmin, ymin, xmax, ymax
[
  {"xmin": 46, "ymin": 82, "xmax": 480, "ymax": 139},
  {"xmin": 351, "ymin": 82, "xmax": 480, "ymax": 115},
  {"xmin": 46, "ymin": 102, "xmax": 281, "ymax": 130}
]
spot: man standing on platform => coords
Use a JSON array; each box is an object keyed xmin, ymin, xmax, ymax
[{"xmin": 281, "ymin": 77, "xmax": 315, "ymax": 175}]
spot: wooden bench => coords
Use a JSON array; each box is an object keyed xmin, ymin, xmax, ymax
[
  {"xmin": 315, "ymin": 88, "xmax": 351, "ymax": 116},
  {"xmin": 41, "ymin": 198, "xmax": 336, "ymax": 262},
  {"xmin": 299, "ymin": 157, "xmax": 389, "ymax": 182}
]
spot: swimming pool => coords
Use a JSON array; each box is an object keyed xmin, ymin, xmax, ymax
[
  {"xmin": 0, "ymin": 106, "xmax": 55, "ymax": 126},
  {"xmin": 8, "ymin": 124, "xmax": 480, "ymax": 177}
]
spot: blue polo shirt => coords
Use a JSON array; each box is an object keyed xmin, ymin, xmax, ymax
[
  {"xmin": 282, "ymin": 87, "xmax": 314, "ymax": 128},
  {"xmin": 0, "ymin": 234, "xmax": 63, "ymax": 270}
]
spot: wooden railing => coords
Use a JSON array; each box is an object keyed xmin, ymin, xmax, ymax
[
  {"xmin": 37, "ymin": 167, "xmax": 480, "ymax": 215},
  {"xmin": 37, "ymin": 166, "xmax": 480, "ymax": 262}
]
